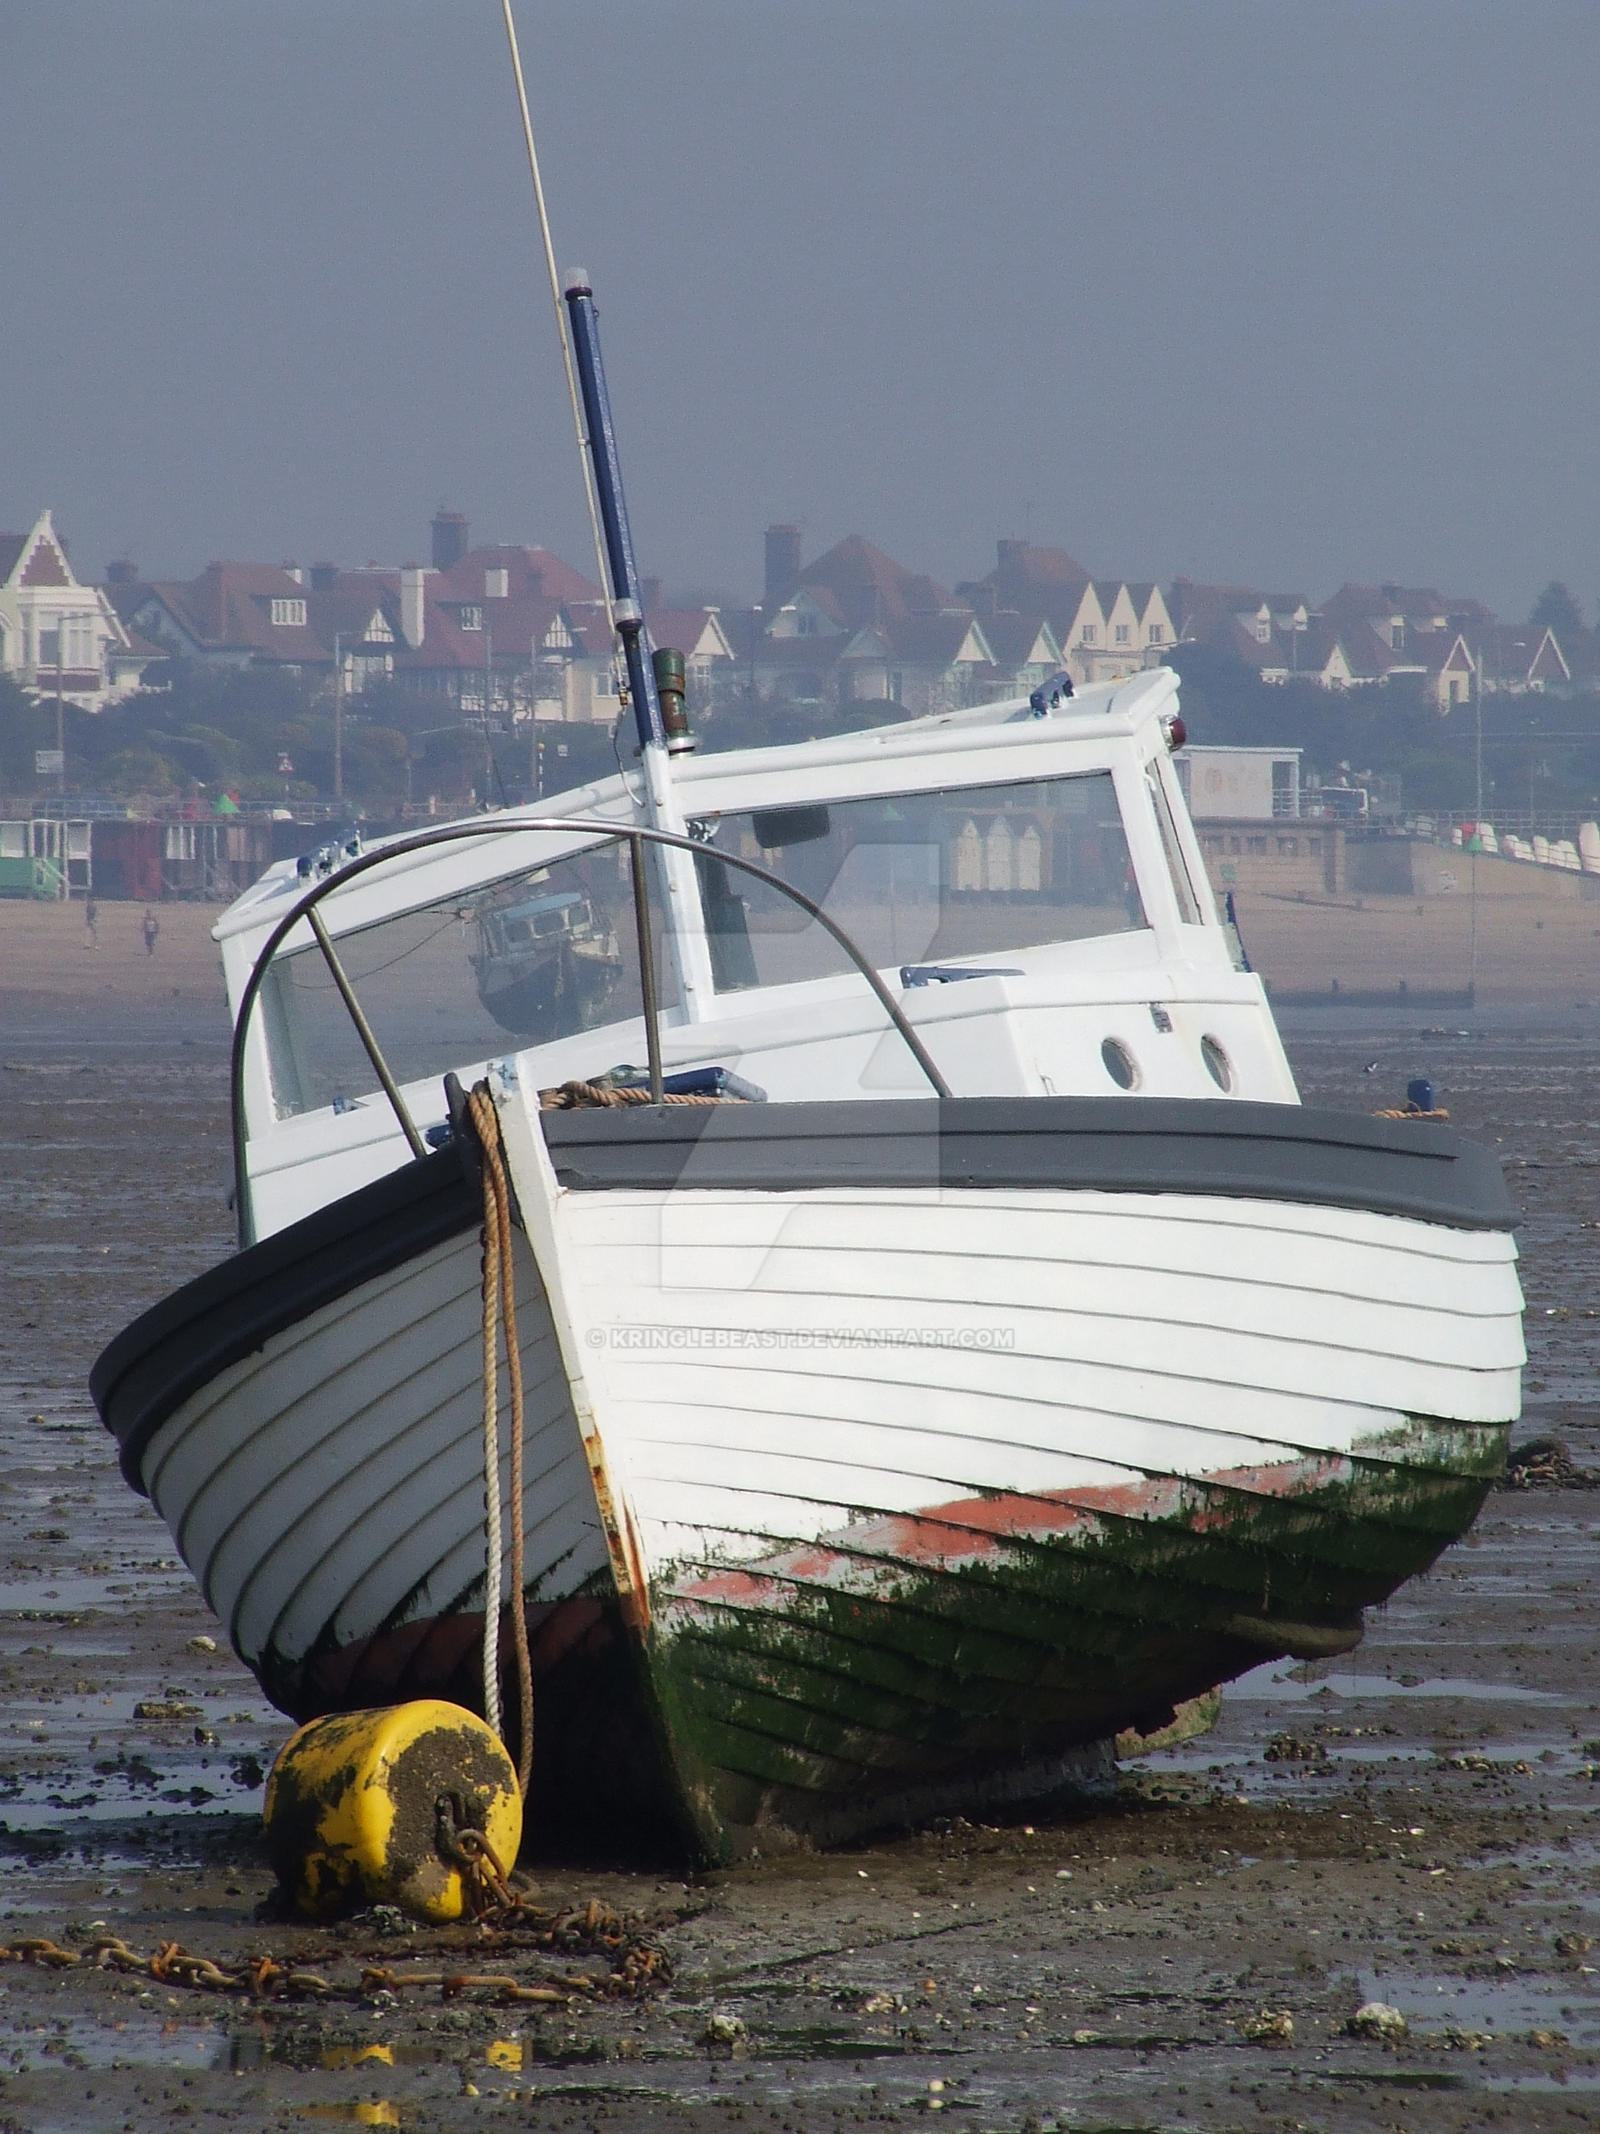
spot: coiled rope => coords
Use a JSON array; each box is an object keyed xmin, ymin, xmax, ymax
[
  {"xmin": 468, "ymin": 1081, "xmax": 535, "ymax": 1798},
  {"xmin": 538, "ymin": 1079, "xmax": 721, "ymax": 1110}
]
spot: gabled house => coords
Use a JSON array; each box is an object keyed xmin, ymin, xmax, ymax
[
  {"xmin": 750, "ymin": 533, "xmax": 993, "ymax": 716},
  {"xmin": 0, "ymin": 510, "xmax": 146, "ymax": 710},
  {"xmin": 550, "ymin": 601, "xmax": 737, "ymax": 726},
  {"xmin": 836, "ymin": 610, "xmax": 997, "ymax": 717},
  {"xmin": 120, "ymin": 561, "xmax": 336, "ymax": 670},
  {"xmin": 973, "ymin": 613, "xmax": 1065, "ymax": 702},
  {"xmin": 958, "ymin": 542, "xmax": 1169, "ymax": 688},
  {"xmin": 1476, "ymin": 622, "xmax": 1569, "ymax": 695}
]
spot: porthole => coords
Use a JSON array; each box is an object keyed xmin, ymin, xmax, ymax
[
  {"xmin": 1201, "ymin": 1034, "xmax": 1233, "ymax": 1091},
  {"xmin": 1100, "ymin": 1037, "xmax": 1138, "ymax": 1090}
]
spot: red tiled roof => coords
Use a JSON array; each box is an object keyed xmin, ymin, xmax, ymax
[
  {"xmin": 433, "ymin": 545, "xmax": 600, "ymax": 606},
  {"xmin": 647, "ymin": 609, "xmax": 733, "ymax": 661},
  {"xmin": 795, "ymin": 534, "xmax": 952, "ymax": 623},
  {"xmin": 962, "ymin": 542, "xmax": 1091, "ymax": 623}
]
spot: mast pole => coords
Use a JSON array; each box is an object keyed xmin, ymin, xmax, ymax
[
  {"xmin": 562, "ymin": 275, "xmax": 713, "ymax": 1021},
  {"xmin": 563, "ymin": 277, "xmax": 669, "ymax": 758}
]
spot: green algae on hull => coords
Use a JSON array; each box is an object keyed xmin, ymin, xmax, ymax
[{"xmin": 645, "ymin": 1419, "xmax": 1510, "ymax": 1858}]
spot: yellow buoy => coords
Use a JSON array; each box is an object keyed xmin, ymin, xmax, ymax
[{"xmin": 263, "ymin": 1700, "xmax": 521, "ymax": 1922}]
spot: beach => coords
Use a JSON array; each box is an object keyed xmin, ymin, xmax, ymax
[{"xmin": 0, "ymin": 899, "xmax": 1596, "ymax": 2129}]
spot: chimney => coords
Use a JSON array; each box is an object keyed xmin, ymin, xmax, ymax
[
  {"xmin": 640, "ymin": 575, "xmax": 662, "ymax": 613},
  {"xmin": 996, "ymin": 538, "xmax": 1027, "ymax": 611},
  {"xmin": 764, "ymin": 524, "xmax": 801, "ymax": 612},
  {"xmin": 105, "ymin": 559, "xmax": 137, "ymax": 585},
  {"xmin": 400, "ymin": 565, "xmax": 427, "ymax": 649},
  {"xmin": 310, "ymin": 561, "xmax": 338, "ymax": 593},
  {"xmin": 282, "ymin": 562, "xmax": 304, "ymax": 585},
  {"xmin": 432, "ymin": 509, "xmax": 468, "ymax": 572}
]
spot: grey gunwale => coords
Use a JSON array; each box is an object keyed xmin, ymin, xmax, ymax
[{"xmin": 541, "ymin": 1095, "xmax": 1514, "ymax": 1228}]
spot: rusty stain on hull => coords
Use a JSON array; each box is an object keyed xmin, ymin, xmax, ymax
[
  {"xmin": 644, "ymin": 1422, "xmax": 1509, "ymax": 1857},
  {"xmin": 245, "ymin": 1419, "xmax": 1508, "ymax": 1864}
]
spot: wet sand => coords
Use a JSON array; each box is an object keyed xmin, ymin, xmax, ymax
[
  {"xmin": 1, "ymin": 918, "xmax": 1598, "ymax": 2128},
  {"xmin": 1239, "ymin": 885, "xmax": 1600, "ymax": 1008},
  {"xmin": 4, "ymin": 863, "xmax": 1600, "ymax": 1014}
]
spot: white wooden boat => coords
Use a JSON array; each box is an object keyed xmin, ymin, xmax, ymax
[{"xmin": 91, "ymin": 280, "xmax": 1523, "ymax": 1863}]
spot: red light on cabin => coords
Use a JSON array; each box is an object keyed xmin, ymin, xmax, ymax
[{"xmin": 1165, "ymin": 715, "xmax": 1186, "ymax": 750}]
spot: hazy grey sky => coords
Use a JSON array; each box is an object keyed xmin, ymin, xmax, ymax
[{"xmin": 3, "ymin": 1, "xmax": 1596, "ymax": 614}]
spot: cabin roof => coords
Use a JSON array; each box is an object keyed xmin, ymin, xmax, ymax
[{"xmin": 213, "ymin": 664, "xmax": 1179, "ymax": 948}]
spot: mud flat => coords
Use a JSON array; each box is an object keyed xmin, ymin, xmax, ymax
[
  {"xmin": 1237, "ymin": 879, "xmax": 1600, "ymax": 1008},
  {"xmin": 0, "ymin": 963, "xmax": 1597, "ymax": 2125}
]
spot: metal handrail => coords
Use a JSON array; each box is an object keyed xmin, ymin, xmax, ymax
[{"xmin": 229, "ymin": 814, "xmax": 954, "ymax": 1246}]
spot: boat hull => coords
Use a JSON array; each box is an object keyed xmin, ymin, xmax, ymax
[{"xmin": 93, "ymin": 1097, "xmax": 1523, "ymax": 1861}]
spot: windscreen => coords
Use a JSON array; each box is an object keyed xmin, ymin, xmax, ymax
[
  {"xmin": 259, "ymin": 839, "xmax": 674, "ymax": 1119},
  {"xmin": 693, "ymin": 768, "xmax": 1144, "ymax": 993}
]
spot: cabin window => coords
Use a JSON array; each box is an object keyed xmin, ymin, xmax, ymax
[
  {"xmin": 694, "ymin": 768, "xmax": 1147, "ymax": 995},
  {"xmin": 257, "ymin": 841, "xmax": 677, "ymax": 1122},
  {"xmin": 1143, "ymin": 760, "xmax": 1206, "ymax": 924}
]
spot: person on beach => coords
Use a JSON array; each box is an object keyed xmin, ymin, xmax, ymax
[
  {"xmin": 142, "ymin": 907, "xmax": 160, "ymax": 956},
  {"xmin": 83, "ymin": 894, "xmax": 98, "ymax": 948}
]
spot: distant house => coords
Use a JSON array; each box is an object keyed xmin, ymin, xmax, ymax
[
  {"xmin": 1167, "ymin": 577, "xmax": 1484, "ymax": 710},
  {"xmin": 554, "ymin": 600, "xmax": 737, "ymax": 725},
  {"xmin": 972, "ymin": 612, "xmax": 1065, "ymax": 702},
  {"xmin": 1476, "ymin": 621, "xmax": 1569, "ymax": 695},
  {"xmin": 106, "ymin": 512, "xmax": 738, "ymax": 735},
  {"xmin": 110, "ymin": 556, "xmax": 415, "ymax": 696},
  {"xmin": 0, "ymin": 510, "xmax": 148, "ymax": 710},
  {"xmin": 959, "ymin": 541, "xmax": 1172, "ymax": 688},
  {"xmin": 749, "ymin": 532, "xmax": 996, "ymax": 716}
]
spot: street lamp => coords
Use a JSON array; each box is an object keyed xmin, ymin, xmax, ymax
[{"xmin": 332, "ymin": 632, "xmax": 344, "ymax": 804}]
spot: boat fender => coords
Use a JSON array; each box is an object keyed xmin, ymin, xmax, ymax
[{"xmin": 262, "ymin": 1700, "xmax": 522, "ymax": 1923}]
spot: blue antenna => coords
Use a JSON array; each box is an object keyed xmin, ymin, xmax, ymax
[{"xmin": 563, "ymin": 274, "xmax": 674, "ymax": 756}]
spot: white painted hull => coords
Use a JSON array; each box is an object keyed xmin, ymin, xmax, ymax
[
  {"xmin": 139, "ymin": 1226, "xmax": 610, "ymax": 1709},
  {"xmin": 554, "ymin": 1185, "xmax": 1523, "ymax": 1589}
]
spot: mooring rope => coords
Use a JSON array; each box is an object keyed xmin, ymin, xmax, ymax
[
  {"xmin": 537, "ymin": 1079, "xmax": 722, "ymax": 1110},
  {"xmin": 475, "ymin": 1093, "xmax": 504, "ymax": 1748},
  {"xmin": 468, "ymin": 1081, "xmax": 535, "ymax": 1797}
]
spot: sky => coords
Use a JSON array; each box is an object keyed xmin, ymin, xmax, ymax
[{"xmin": 3, "ymin": 0, "xmax": 1597, "ymax": 616}]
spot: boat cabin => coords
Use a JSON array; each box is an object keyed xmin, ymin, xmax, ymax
[{"xmin": 216, "ymin": 669, "xmax": 1297, "ymax": 1237}]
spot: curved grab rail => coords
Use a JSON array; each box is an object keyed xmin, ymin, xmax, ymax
[{"xmin": 230, "ymin": 814, "xmax": 954, "ymax": 1245}]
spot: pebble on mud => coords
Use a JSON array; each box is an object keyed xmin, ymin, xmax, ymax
[
  {"xmin": 1263, "ymin": 1733, "xmax": 1328, "ymax": 1763},
  {"xmin": 700, "ymin": 2011, "xmax": 748, "ymax": 2055},
  {"xmin": 186, "ymin": 1635, "xmax": 217, "ymax": 1654},
  {"xmin": 1346, "ymin": 2000, "xmax": 1408, "ymax": 2041},
  {"xmin": 133, "ymin": 1698, "xmax": 202, "ymax": 1722},
  {"xmin": 1238, "ymin": 2008, "xmax": 1294, "ymax": 2042}
]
